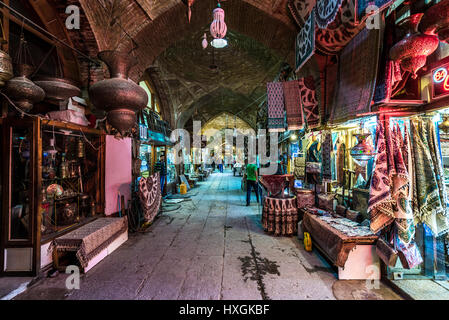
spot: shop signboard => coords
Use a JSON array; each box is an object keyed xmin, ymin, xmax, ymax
[{"xmin": 432, "ymin": 63, "xmax": 449, "ymax": 99}]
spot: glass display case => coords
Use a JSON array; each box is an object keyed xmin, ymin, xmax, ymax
[{"xmin": 1, "ymin": 117, "xmax": 105, "ymax": 276}]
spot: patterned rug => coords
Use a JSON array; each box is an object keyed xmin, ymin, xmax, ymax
[
  {"xmin": 288, "ymin": 0, "xmax": 317, "ymax": 28},
  {"xmin": 322, "ymin": 131, "xmax": 333, "ymax": 182},
  {"xmin": 282, "ymin": 80, "xmax": 304, "ymax": 130},
  {"xmin": 330, "ymin": 26, "xmax": 381, "ymax": 124},
  {"xmin": 138, "ymin": 172, "xmax": 162, "ymax": 224},
  {"xmin": 267, "ymin": 82, "xmax": 286, "ymax": 132},
  {"xmin": 298, "ymin": 76, "xmax": 320, "ymax": 128},
  {"xmin": 368, "ymin": 121, "xmax": 395, "ymax": 233},
  {"xmin": 315, "ymin": 0, "xmax": 343, "ymax": 29},
  {"xmin": 295, "ymin": 9, "xmax": 316, "ymax": 73},
  {"xmin": 315, "ymin": 0, "xmax": 365, "ymax": 54},
  {"xmin": 51, "ymin": 217, "xmax": 128, "ymax": 269}
]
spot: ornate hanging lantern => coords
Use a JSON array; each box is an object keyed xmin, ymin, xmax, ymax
[
  {"xmin": 0, "ymin": 17, "xmax": 13, "ymax": 86},
  {"xmin": 202, "ymin": 33, "xmax": 208, "ymax": 49},
  {"xmin": 3, "ymin": 34, "xmax": 44, "ymax": 112},
  {"xmin": 350, "ymin": 132, "xmax": 376, "ymax": 165},
  {"xmin": 88, "ymin": 50, "xmax": 148, "ymax": 135},
  {"xmin": 210, "ymin": 2, "xmax": 228, "ymax": 49},
  {"xmin": 389, "ymin": 13, "xmax": 439, "ymax": 79},
  {"xmin": 419, "ymin": 0, "xmax": 449, "ymax": 44},
  {"xmin": 182, "ymin": 0, "xmax": 195, "ymax": 23},
  {"xmin": 34, "ymin": 46, "xmax": 81, "ymax": 106}
]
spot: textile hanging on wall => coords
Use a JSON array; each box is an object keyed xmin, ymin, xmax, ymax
[
  {"xmin": 295, "ymin": 9, "xmax": 316, "ymax": 73},
  {"xmin": 368, "ymin": 120, "xmax": 395, "ymax": 233},
  {"xmin": 138, "ymin": 172, "xmax": 162, "ymax": 224},
  {"xmin": 410, "ymin": 119, "xmax": 449, "ymax": 237},
  {"xmin": 321, "ymin": 131, "xmax": 333, "ymax": 182},
  {"xmin": 298, "ymin": 76, "xmax": 320, "ymax": 128},
  {"xmin": 294, "ymin": 156, "xmax": 306, "ymax": 180},
  {"xmin": 267, "ymin": 82, "xmax": 285, "ymax": 132},
  {"xmin": 336, "ymin": 141, "xmax": 346, "ymax": 186},
  {"xmin": 288, "ymin": 0, "xmax": 317, "ymax": 28},
  {"xmin": 315, "ymin": 0, "xmax": 343, "ymax": 29},
  {"xmin": 315, "ymin": 0, "xmax": 365, "ymax": 54},
  {"xmin": 330, "ymin": 26, "xmax": 382, "ymax": 124},
  {"xmin": 282, "ymin": 80, "xmax": 304, "ymax": 130},
  {"xmin": 391, "ymin": 124, "xmax": 415, "ymax": 244}
]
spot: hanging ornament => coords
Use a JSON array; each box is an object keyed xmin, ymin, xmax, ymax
[
  {"xmin": 210, "ymin": 2, "xmax": 228, "ymax": 49},
  {"xmin": 89, "ymin": 50, "xmax": 148, "ymax": 135},
  {"xmin": 34, "ymin": 45, "xmax": 81, "ymax": 107},
  {"xmin": 0, "ymin": 17, "xmax": 13, "ymax": 86},
  {"xmin": 202, "ymin": 33, "xmax": 208, "ymax": 49},
  {"xmin": 4, "ymin": 34, "xmax": 45, "ymax": 112},
  {"xmin": 389, "ymin": 13, "xmax": 439, "ymax": 79},
  {"xmin": 182, "ymin": 0, "xmax": 195, "ymax": 23},
  {"xmin": 350, "ymin": 132, "xmax": 376, "ymax": 165},
  {"xmin": 419, "ymin": 0, "xmax": 449, "ymax": 44}
]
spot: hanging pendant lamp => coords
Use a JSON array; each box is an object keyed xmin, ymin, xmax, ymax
[{"xmin": 210, "ymin": 2, "xmax": 228, "ymax": 49}]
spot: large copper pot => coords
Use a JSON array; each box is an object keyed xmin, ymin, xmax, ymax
[
  {"xmin": 34, "ymin": 76, "xmax": 81, "ymax": 105},
  {"xmin": 89, "ymin": 50, "xmax": 148, "ymax": 135},
  {"xmin": 3, "ymin": 64, "xmax": 45, "ymax": 112},
  {"xmin": 389, "ymin": 13, "xmax": 439, "ymax": 78},
  {"xmin": 0, "ymin": 49, "xmax": 13, "ymax": 86},
  {"xmin": 419, "ymin": 0, "xmax": 449, "ymax": 44}
]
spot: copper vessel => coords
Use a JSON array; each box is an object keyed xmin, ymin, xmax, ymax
[
  {"xmin": 88, "ymin": 50, "xmax": 148, "ymax": 135},
  {"xmin": 419, "ymin": 0, "xmax": 449, "ymax": 44},
  {"xmin": 3, "ymin": 64, "xmax": 45, "ymax": 112},
  {"xmin": 34, "ymin": 76, "xmax": 81, "ymax": 105},
  {"xmin": 0, "ymin": 49, "xmax": 13, "ymax": 86},
  {"xmin": 389, "ymin": 14, "xmax": 439, "ymax": 78}
]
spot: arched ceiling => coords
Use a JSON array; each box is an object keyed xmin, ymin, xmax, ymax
[
  {"xmin": 155, "ymin": 27, "xmax": 287, "ymax": 129},
  {"xmin": 64, "ymin": 0, "xmax": 299, "ymax": 129}
]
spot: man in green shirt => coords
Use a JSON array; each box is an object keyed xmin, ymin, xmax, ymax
[{"xmin": 245, "ymin": 160, "xmax": 259, "ymax": 206}]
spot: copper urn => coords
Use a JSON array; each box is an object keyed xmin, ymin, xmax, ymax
[
  {"xmin": 89, "ymin": 50, "xmax": 148, "ymax": 135},
  {"xmin": 419, "ymin": 0, "xmax": 449, "ymax": 44},
  {"xmin": 0, "ymin": 49, "xmax": 13, "ymax": 86},
  {"xmin": 3, "ymin": 64, "xmax": 45, "ymax": 112},
  {"xmin": 389, "ymin": 13, "xmax": 439, "ymax": 78},
  {"xmin": 34, "ymin": 76, "xmax": 81, "ymax": 106}
]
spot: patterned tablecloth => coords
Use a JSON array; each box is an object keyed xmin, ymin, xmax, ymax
[
  {"xmin": 51, "ymin": 217, "xmax": 128, "ymax": 268},
  {"xmin": 302, "ymin": 208, "xmax": 377, "ymax": 267},
  {"xmin": 262, "ymin": 196, "xmax": 298, "ymax": 236}
]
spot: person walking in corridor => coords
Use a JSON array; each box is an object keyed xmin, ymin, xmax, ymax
[
  {"xmin": 155, "ymin": 154, "xmax": 167, "ymax": 193},
  {"xmin": 245, "ymin": 159, "xmax": 259, "ymax": 206}
]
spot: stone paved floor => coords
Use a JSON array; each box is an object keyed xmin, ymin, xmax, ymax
[{"xmin": 14, "ymin": 170, "xmax": 402, "ymax": 300}]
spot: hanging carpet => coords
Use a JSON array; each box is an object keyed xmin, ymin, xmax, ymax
[
  {"xmin": 138, "ymin": 172, "xmax": 162, "ymax": 224},
  {"xmin": 315, "ymin": 0, "xmax": 365, "ymax": 54},
  {"xmin": 288, "ymin": 0, "xmax": 317, "ymax": 28},
  {"xmin": 315, "ymin": 0, "xmax": 343, "ymax": 29},
  {"xmin": 329, "ymin": 26, "xmax": 382, "ymax": 124},
  {"xmin": 295, "ymin": 9, "xmax": 316, "ymax": 73},
  {"xmin": 267, "ymin": 82, "xmax": 286, "ymax": 132},
  {"xmin": 298, "ymin": 76, "xmax": 320, "ymax": 128},
  {"xmin": 368, "ymin": 120, "xmax": 395, "ymax": 233},
  {"xmin": 282, "ymin": 80, "xmax": 304, "ymax": 130},
  {"xmin": 322, "ymin": 131, "xmax": 333, "ymax": 182}
]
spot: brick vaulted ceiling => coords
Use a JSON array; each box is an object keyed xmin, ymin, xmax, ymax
[{"xmin": 71, "ymin": 0, "xmax": 298, "ymax": 129}]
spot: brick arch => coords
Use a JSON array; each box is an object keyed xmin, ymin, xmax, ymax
[{"xmin": 117, "ymin": 0, "xmax": 297, "ymax": 82}]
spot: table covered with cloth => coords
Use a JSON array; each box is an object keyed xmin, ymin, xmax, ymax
[
  {"xmin": 302, "ymin": 208, "xmax": 378, "ymax": 267},
  {"xmin": 262, "ymin": 196, "xmax": 298, "ymax": 236},
  {"xmin": 50, "ymin": 217, "xmax": 128, "ymax": 269}
]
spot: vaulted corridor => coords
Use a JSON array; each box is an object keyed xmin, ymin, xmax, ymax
[{"xmin": 14, "ymin": 171, "xmax": 400, "ymax": 300}]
